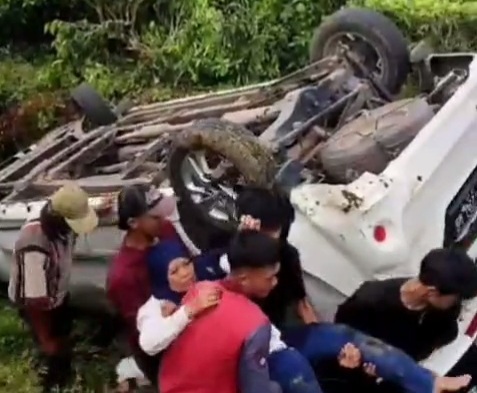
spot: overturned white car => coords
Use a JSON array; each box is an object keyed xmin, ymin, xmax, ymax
[{"xmin": 0, "ymin": 7, "xmax": 476, "ymax": 379}]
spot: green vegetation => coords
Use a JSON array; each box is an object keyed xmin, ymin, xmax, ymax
[
  {"xmin": 1, "ymin": 0, "xmax": 477, "ymax": 390},
  {"xmin": 0, "ymin": 0, "xmax": 476, "ymax": 157},
  {"xmin": 356, "ymin": 0, "xmax": 477, "ymax": 52}
]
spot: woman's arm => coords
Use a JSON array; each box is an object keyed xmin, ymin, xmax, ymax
[
  {"xmin": 137, "ymin": 297, "xmax": 191, "ymax": 356},
  {"xmin": 281, "ymin": 245, "xmax": 320, "ymax": 324},
  {"xmin": 137, "ymin": 286, "xmax": 221, "ymax": 355},
  {"xmin": 297, "ymin": 298, "xmax": 320, "ymax": 324}
]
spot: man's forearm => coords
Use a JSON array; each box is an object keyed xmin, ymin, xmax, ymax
[{"xmin": 297, "ymin": 298, "xmax": 320, "ymax": 324}]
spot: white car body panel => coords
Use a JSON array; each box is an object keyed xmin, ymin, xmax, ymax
[{"xmin": 290, "ymin": 57, "xmax": 477, "ymax": 375}]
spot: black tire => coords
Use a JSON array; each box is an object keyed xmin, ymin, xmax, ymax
[
  {"xmin": 320, "ymin": 98, "xmax": 434, "ymax": 183},
  {"xmin": 310, "ymin": 7, "xmax": 410, "ymax": 94},
  {"xmin": 70, "ymin": 83, "xmax": 118, "ymax": 127},
  {"xmin": 168, "ymin": 118, "xmax": 277, "ymax": 237}
]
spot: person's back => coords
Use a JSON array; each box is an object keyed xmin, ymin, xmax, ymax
[{"xmin": 160, "ymin": 281, "xmax": 270, "ymax": 393}]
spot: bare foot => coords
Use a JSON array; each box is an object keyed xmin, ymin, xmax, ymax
[{"xmin": 434, "ymin": 375, "xmax": 471, "ymax": 393}]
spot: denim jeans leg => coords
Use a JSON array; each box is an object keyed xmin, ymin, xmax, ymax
[
  {"xmin": 268, "ymin": 348, "xmax": 324, "ymax": 393},
  {"xmin": 350, "ymin": 327, "xmax": 435, "ymax": 393},
  {"xmin": 282, "ymin": 323, "xmax": 434, "ymax": 393},
  {"xmin": 282, "ymin": 323, "xmax": 351, "ymax": 360}
]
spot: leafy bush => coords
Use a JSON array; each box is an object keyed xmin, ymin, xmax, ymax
[
  {"xmin": 0, "ymin": 0, "xmax": 476, "ymax": 158},
  {"xmin": 2, "ymin": 0, "xmax": 477, "ymax": 99},
  {"xmin": 15, "ymin": 0, "xmax": 477, "ymax": 97},
  {"xmin": 44, "ymin": 0, "xmax": 347, "ymax": 89},
  {"xmin": 0, "ymin": 301, "xmax": 123, "ymax": 392},
  {"xmin": 0, "ymin": 0, "xmax": 90, "ymax": 46},
  {"xmin": 352, "ymin": 0, "xmax": 477, "ymax": 51}
]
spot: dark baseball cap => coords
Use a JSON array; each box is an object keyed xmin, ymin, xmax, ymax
[{"xmin": 117, "ymin": 184, "xmax": 177, "ymax": 230}]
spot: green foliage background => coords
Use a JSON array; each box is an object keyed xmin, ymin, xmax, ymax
[{"xmin": 0, "ymin": 0, "xmax": 477, "ymax": 156}]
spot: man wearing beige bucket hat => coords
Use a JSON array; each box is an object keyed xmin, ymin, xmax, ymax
[
  {"xmin": 48, "ymin": 181, "xmax": 99, "ymax": 234},
  {"xmin": 8, "ymin": 182, "xmax": 98, "ymax": 393}
]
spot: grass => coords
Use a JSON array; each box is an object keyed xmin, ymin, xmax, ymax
[{"xmin": 0, "ymin": 300, "xmax": 124, "ymax": 393}]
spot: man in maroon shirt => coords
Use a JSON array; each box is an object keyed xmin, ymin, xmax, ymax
[{"xmin": 107, "ymin": 185, "xmax": 179, "ymax": 385}]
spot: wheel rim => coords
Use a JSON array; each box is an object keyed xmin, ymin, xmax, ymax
[
  {"xmin": 180, "ymin": 150, "xmax": 239, "ymax": 223},
  {"xmin": 322, "ymin": 32, "xmax": 384, "ymax": 80}
]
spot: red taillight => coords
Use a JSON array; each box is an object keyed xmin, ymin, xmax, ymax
[
  {"xmin": 465, "ymin": 313, "xmax": 477, "ymax": 337},
  {"xmin": 373, "ymin": 225, "xmax": 387, "ymax": 242}
]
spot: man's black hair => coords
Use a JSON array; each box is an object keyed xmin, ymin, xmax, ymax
[
  {"xmin": 419, "ymin": 248, "xmax": 477, "ymax": 299},
  {"xmin": 227, "ymin": 230, "xmax": 280, "ymax": 271},
  {"xmin": 39, "ymin": 202, "xmax": 71, "ymax": 243},
  {"xmin": 236, "ymin": 186, "xmax": 295, "ymax": 240},
  {"xmin": 117, "ymin": 184, "xmax": 163, "ymax": 231}
]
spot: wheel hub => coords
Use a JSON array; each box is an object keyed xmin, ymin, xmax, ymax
[
  {"xmin": 180, "ymin": 150, "xmax": 238, "ymax": 222},
  {"xmin": 324, "ymin": 33, "xmax": 384, "ymax": 79}
]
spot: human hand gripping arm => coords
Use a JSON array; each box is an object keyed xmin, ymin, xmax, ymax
[
  {"xmin": 297, "ymin": 297, "xmax": 320, "ymax": 324},
  {"xmin": 282, "ymin": 245, "xmax": 320, "ymax": 324},
  {"xmin": 137, "ymin": 287, "xmax": 221, "ymax": 355},
  {"xmin": 239, "ymin": 324, "xmax": 282, "ymax": 393}
]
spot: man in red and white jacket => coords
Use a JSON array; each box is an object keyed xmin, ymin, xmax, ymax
[{"xmin": 159, "ymin": 231, "xmax": 322, "ymax": 393}]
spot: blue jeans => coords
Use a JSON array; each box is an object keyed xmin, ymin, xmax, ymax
[
  {"xmin": 282, "ymin": 323, "xmax": 435, "ymax": 393},
  {"xmin": 268, "ymin": 347, "xmax": 323, "ymax": 393}
]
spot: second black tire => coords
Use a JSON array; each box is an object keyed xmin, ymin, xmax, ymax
[
  {"xmin": 310, "ymin": 7, "xmax": 410, "ymax": 94},
  {"xmin": 70, "ymin": 83, "xmax": 118, "ymax": 127},
  {"xmin": 320, "ymin": 98, "xmax": 434, "ymax": 183}
]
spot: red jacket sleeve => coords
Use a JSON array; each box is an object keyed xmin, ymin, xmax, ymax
[{"xmin": 238, "ymin": 323, "xmax": 282, "ymax": 393}]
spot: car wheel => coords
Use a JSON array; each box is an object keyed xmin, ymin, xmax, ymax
[
  {"xmin": 310, "ymin": 7, "xmax": 410, "ymax": 94},
  {"xmin": 168, "ymin": 118, "xmax": 277, "ymax": 236},
  {"xmin": 70, "ymin": 83, "xmax": 118, "ymax": 127}
]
